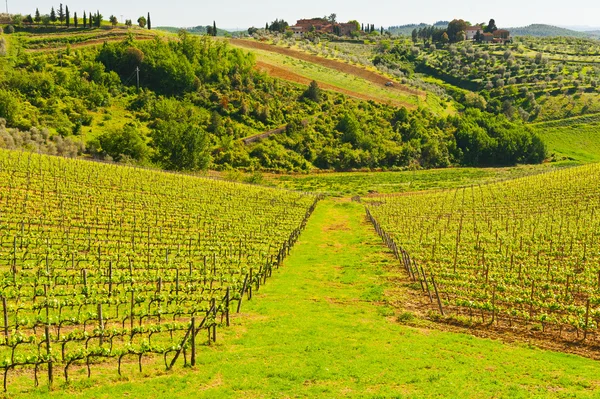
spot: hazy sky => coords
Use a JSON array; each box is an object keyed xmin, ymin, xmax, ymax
[{"xmin": 8, "ymin": 0, "xmax": 600, "ymax": 30}]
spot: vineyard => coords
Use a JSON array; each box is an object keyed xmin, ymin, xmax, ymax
[
  {"xmin": 364, "ymin": 164, "xmax": 600, "ymax": 349},
  {"xmin": 0, "ymin": 149, "xmax": 319, "ymax": 391}
]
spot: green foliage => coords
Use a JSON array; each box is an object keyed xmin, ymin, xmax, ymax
[
  {"xmin": 303, "ymin": 80, "xmax": 321, "ymax": 102},
  {"xmin": 0, "ymin": 89, "xmax": 20, "ymax": 125},
  {"xmin": 450, "ymin": 108, "xmax": 546, "ymax": 165},
  {"xmin": 447, "ymin": 19, "xmax": 467, "ymax": 42},
  {"xmin": 151, "ymin": 120, "xmax": 210, "ymax": 171},
  {"xmin": 268, "ymin": 19, "xmax": 289, "ymax": 33},
  {"xmin": 93, "ymin": 123, "xmax": 150, "ymax": 162}
]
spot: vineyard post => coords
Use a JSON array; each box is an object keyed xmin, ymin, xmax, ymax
[
  {"xmin": 431, "ymin": 276, "xmax": 444, "ymax": 316},
  {"xmin": 190, "ymin": 317, "xmax": 196, "ymax": 366},
  {"xmin": 237, "ymin": 274, "xmax": 248, "ymax": 313},
  {"xmin": 211, "ymin": 298, "xmax": 216, "ymax": 342},
  {"xmin": 225, "ymin": 287, "xmax": 230, "ymax": 327},
  {"xmin": 45, "ymin": 325, "xmax": 53, "ymax": 387},
  {"xmin": 108, "ymin": 261, "xmax": 113, "ymax": 297},
  {"xmin": 421, "ymin": 267, "xmax": 433, "ymax": 303},
  {"xmin": 2, "ymin": 297, "xmax": 8, "ymax": 339},
  {"xmin": 130, "ymin": 290, "xmax": 135, "ymax": 335},
  {"xmin": 248, "ymin": 268, "xmax": 253, "ymax": 300},
  {"xmin": 98, "ymin": 304, "xmax": 104, "ymax": 346},
  {"xmin": 11, "ymin": 237, "xmax": 17, "ymax": 276},
  {"xmin": 584, "ymin": 299, "xmax": 590, "ymax": 340}
]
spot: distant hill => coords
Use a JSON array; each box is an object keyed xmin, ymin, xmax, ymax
[
  {"xmin": 156, "ymin": 25, "xmax": 231, "ymax": 36},
  {"xmin": 388, "ymin": 21, "xmax": 448, "ymax": 36},
  {"xmin": 508, "ymin": 24, "xmax": 600, "ymax": 38}
]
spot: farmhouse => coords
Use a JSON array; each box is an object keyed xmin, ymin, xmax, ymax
[
  {"xmin": 493, "ymin": 29, "xmax": 511, "ymax": 43},
  {"xmin": 479, "ymin": 29, "xmax": 511, "ymax": 44},
  {"xmin": 465, "ymin": 25, "xmax": 483, "ymax": 40},
  {"xmin": 290, "ymin": 18, "xmax": 357, "ymax": 36}
]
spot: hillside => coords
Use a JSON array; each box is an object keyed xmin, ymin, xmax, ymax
[
  {"xmin": 508, "ymin": 24, "xmax": 600, "ymax": 38},
  {"xmin": 0, "ymin": 28, "xmax": 545, "ymax": 173}
]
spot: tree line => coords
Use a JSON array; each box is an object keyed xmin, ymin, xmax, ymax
[{"xmin": 6, "ymin": 5, "xmax": 152, "ymax": 30}]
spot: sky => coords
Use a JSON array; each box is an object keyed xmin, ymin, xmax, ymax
[{"xmin": 7, "ymin": 0, "xmax": 600, "ymax": 30}]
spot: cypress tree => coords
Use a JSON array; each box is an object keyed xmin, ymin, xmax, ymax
[
  {"xmin": 66, "ymin": 6, "xmax": 70, "ymax": 27},
  {"xmin": 83, "ymin": 11, "xmax": 87, "ymax": 28},
  {"xmin": 58, "ymin": 4, "xmax": 65, "ymax": 24},
  {"xmin": 213, "ymin": 21, "xmax": 217, "ymax": 36},
  {"xmin": 50, "ymin": 7, "xmax": 57, "ymax": 22},
  {"xmin": 35, "ymin": 8, "xmax": 41, "ymax": 24},
  {"xmin": 147, "ymin": 12, "xmax": 151, "ymax": 30},
  {"xmin": 74, "ymin": 12, "xmax": 78, "ymax": 28}
]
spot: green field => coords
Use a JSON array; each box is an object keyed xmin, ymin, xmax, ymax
[
  {"xmin": 533, "ymin": 114, "xmax": 600, "ymax": 162},
  {"xmin": 266, "ymin": 162, "xmax": 576, "ymax": 196}
]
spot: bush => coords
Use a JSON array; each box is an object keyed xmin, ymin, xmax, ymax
[
  {"xmin": 5, "ymin": 25, "xmax": 14, "ymax": 34},
  {"xmin": 95, "ymin": 123, "xmax": 150, "ymax": 163}
]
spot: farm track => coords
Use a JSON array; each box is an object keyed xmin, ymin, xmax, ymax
[{"xmin": 230, "ymin": 39, "xmax": 425, "ymax": 98}]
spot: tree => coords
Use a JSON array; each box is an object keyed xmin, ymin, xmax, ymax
[
  {"xmin": 110, "ymin": 15, "xmax": 118, "ymax": 27},
  {"xmin": 83, "ymin": 11, "xmax": 87, "ymax": 28},
  {"xmin": 0, "ymin": 89, "xmax": 20, "ymax": 126},
  {"xmin": 485, "ymin": 19, "xmax": 497, "ymax": 33},
  {"xmin": 411, "ymin": 28, "xmax": 418, "ymax": 42},
  {"xmin": 58, "ymin": 4, "xmax": 65, "ymax": 24},
  {"xmin": 147, "ymin": 12, "xmax": 151, "ymax": 30},
  {"xmin": 441, "ymin": 32, "xmax": 449, "ymax": 44},
  {"xmin": 125, "ymin": 19, "xmax": 132, "ymax": 27},
  {"xmin": 212, "ymin": 21, "xmax": 217, "ymax": 36},
  {"xmin": 303, "ymin": 80, "xmax": 321, "ymax": 102},
  {"xmin": 96, "ymin": 124, "xmax": 150, "ymax": 163},
  {"xmin": 151, "ymin": 120, "xmax": 211, "ymax": 171},
  {"xmin": 474, "ymin": 30, "xmax": 483, "ymax": 43},
  {"xmin": 65, "ymin": 6, "xmax": 70, "ymax": 27},
  {"xmin": 74, "ymin": 12, "xmax": 78, "ymax": 28},
  {"xmin": 328, "ymin": 13, "xmax": 337, "ymax": 23},
  {"xmin": 34, "ymin": 8, "xmax": 41, "ymax": 24},
  {"xmin": 447, "ymin": 19, "xmax": 467, "ymax": 42},
  {"xmin": 137, "ymin": 16, "xmax": 146, "ymax": 28},
  {"xmin": 89, "ymin": 12, "xmax": 93, "ymax": 28},
  {"xmin": 268, "ymin": 19, "xmax": 289, "ymax": 33},
  {"xmin": 50, "ymin": 7, "xmax": 57, "ymax": 22},
  {"xmin": 24, "ymin": 15, "xmax": 34, "ymax": 24},
  {"xmin": 95, "ymin": 11, "xmax": 102, "ymax": 28}
]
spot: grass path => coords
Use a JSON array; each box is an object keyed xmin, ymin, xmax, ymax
[{"xmin": 30, "ymin": 200, "xmax": 600, "ymax": 398}]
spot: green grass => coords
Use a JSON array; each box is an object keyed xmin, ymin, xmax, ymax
[
  {"xmin": 265, "ymin": 163, "xmax": 577, "ymax": 196},
  {"xmin": 16, "ymin": 199, "xmax": 600, "ymax": 398},
  {"xmin": 533, "ymin": 121, "xmax": 600, "ymax": 162}
]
